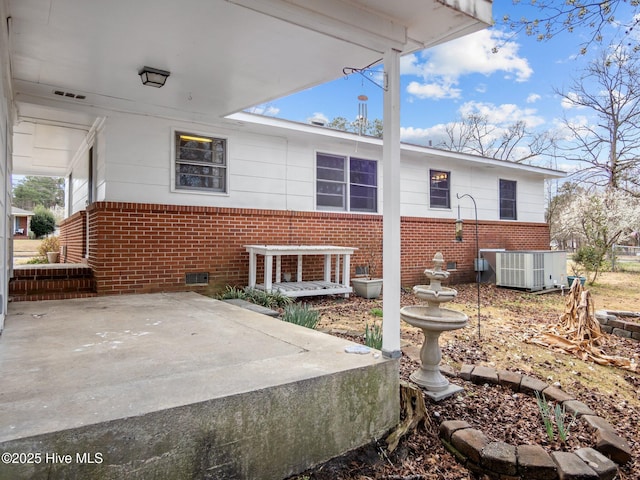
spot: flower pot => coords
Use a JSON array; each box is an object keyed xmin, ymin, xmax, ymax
[
  {"xmin": 46, "ymin": 251, "xmax": 60, "ymax": 264},
  {"xmin": 567, "ymin": 275, "xmax": 586, "ymax": 286},
  {"xmin": 352, "ymin": 278, "xmax": 383, "ymax": 299}
]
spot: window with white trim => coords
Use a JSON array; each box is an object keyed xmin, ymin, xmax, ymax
[
  {"xmin": 175, "ymin": 131, "xmax": 226, "ymax": 192},
  {"xmin": 316, "ymin": 153, "xmax": 377, "ymax": 212},
  {"xmin": 429, "ymin": 170, "xmax": 450, "ymax": 208},
  {"xmin": 499, "ymin": 179, "xmax": 517, "ymax": 220}
]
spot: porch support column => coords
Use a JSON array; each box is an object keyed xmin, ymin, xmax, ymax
[{"xmin": 382, "ymin": 47, "xmax": 402, "ymax": 359}]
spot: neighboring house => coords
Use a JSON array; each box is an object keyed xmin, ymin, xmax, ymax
[
  {"xmin": 56, "ymin": 111, "xmax": 563, "ymax": 294},
  {"xmin": 11, "ymin": 207, "xmax": 32, "ymax": 236}
]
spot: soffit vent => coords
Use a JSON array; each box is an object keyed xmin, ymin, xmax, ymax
[
  {"xmin": 53, "ymin": 90, "xmax": 86, "ymax": 100},
  {"xmin": 185, "ymin": 272, "xmax": 209, "ymax": 285}
]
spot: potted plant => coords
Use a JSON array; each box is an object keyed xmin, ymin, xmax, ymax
[
  {"xmin": 568, "ymin": 245, "xmax": 602, "ymax": 286},
  {"xmin": 39, "ymin": 235, "xmax": 60, "ymax": 264},
  {"xmin": 352, "ymin": 245, "xmax": 383, "ymax": 299}
]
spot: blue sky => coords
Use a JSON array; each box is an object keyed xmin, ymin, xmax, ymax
[{"xmin": 250, "ymin": 2, "xmax": 638, "ymax": 171}]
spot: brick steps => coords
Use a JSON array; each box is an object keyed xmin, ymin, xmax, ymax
[{"xmin": 9, "ymin": 265, "xmax": 97, "ymax": 302}]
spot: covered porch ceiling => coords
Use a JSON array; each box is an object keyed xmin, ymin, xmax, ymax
[{"xmin": 6, "ymin": 0, "xmax": 492, "ymax": 177}]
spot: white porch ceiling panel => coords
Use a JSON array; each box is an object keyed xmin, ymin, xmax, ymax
[{"xmin": 6, "ymin": 0, "xmax": 492, "ymax": 176}]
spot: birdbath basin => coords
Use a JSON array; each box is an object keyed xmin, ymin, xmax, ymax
[
  {"xmin": 400, "ymin": 305, "xmax": 468, "ymax": 330},
  {"xmin": 413, "ymin": 285, "xmax": 458, "ymax": 306},
  {"xmin": 401, "ymin": 252, "xmax": 469, "ymax": 401}
]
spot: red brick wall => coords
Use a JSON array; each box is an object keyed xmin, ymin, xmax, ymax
[
  {"xmin": 59, "ymin": 211, "xmax": 86, "ymax": 263},
  {"xmin": 61, "ymin": 202, "xmax": 551, "ymax": 295}
]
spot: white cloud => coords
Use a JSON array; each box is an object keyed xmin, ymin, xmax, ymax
[
  {"xmin": 406, "ymin": 81, "xmax": 461, "ymax": 100},
  {"xmin": 400, "ymin": 125, "xmax": 448, "ymax": 146},
  {"xmin": 560, "ymin": 92, "xmax": 585, "ymax": 109},
  {"xmin": 457, "ymin": 101, "xmax": 544, "ymax": 128},
  {"xmin": 400, "ymin": 100, "xmax": 547, "ymax": 147},
  {"xmin": 249, "ymin": 104, "xmax": 280, "ymax": 116},
  {"xmin": 402, "ymin": 29, "xmax": 532, "ymax": 101},
  {"xmin": 526, "ymin": 93, "xmax": 541, "ymax": 103}
]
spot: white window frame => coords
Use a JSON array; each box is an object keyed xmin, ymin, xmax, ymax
[
  {"xmin": 315, "ymin": 152, "xmax": 378, "ymax": 213},
  {"xmin": 171, "ymin": 128, "xmax": 229, "ymax": 195},
  {"xmin": 429, "ymin": 169, "xmax": 451, "ymax": 209},
  {"xmin": 499, "ymin": 178, "xmax": 517, "ymax": 220}
]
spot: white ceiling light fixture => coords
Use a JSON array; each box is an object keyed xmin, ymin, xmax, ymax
[{"xmin": 138, "ymin": 66, "xmax": 170, "ymax": 88}]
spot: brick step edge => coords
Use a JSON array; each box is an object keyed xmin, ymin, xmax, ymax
[
  {"xmin": 9, "ymin": 279, "xmax": 96, "ymax": 295},
  {"xmin": 9, "ymin": 292, "xmax": 99, "ymax": 302}
]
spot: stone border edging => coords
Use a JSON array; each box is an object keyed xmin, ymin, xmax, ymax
[
  {"xmin": 595, "ymin": 310, "xmax": 640, "ymax": 341},
  {"xmin": 438, "ymin": 364, "xmax": 632, "ymax": 480}
]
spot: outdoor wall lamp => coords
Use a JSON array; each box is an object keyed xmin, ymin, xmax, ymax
[{"xmin": 139, "ymin": 66, "xmax": 170, "ymax": 88}]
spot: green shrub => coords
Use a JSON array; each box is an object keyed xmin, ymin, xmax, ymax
[
  {"xmin": 282, "ymin": 303, "xmax": 320, "ymax": 329},
  {"xmin": 245, "ymin": 288, "xmax": 292, "ymax": 308},
  {"xmin": 26, "ymin": 256, "xmax": 48, "ymax": 264},
  {"xmin": 216, "ymin": 286, "xmax": 292, "ymax": 308},
  {"xmin": 30, "ymin": 206, "xmax": 56, "ymax": 238},
  {"xmin": 217, "ymin": 285, "xmax": 248, "ymax": 300},
  {"xmin": 364, "ymin": 321, "xmax": 383, "ymax": 350}
]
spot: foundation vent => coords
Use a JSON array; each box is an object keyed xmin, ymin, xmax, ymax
[
  {"xmin": 185, "ymin": 272, "xmax": 209, "ymax": 285},
  {"xmin": 53, "ymin": 90, "xmax": 86, "ymax": 100}
]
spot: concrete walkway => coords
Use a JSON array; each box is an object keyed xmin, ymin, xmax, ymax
[{"xmin": 0, "ymin": 292, "xmax": 399, "ymax": 479}]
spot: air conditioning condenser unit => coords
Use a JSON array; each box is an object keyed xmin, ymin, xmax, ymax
[{"xmin": 495, "ymin": 250, "xmax": 567, "ymax": 291}]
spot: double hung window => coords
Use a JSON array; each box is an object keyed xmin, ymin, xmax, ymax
[
  {"xmin": 499, "ymin": 179, "xmax": 517, "ymax": 220},
  {"xmin": 429, "ymin": 170, "xmax": 450, "ymax": 208},
  {"xmin": 316, "ymin": 153, "xmax": 377, "ymax": 212}
]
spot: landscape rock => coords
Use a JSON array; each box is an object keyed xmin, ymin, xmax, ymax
[
  {"xmin": 481, "ymin": 441, "xmax": 517, "ymax": 475},
  {"xmin": 451, "ymin": 428, "xmax": 490, "ymax": 464},
  {"xmin": 594, "ymin": 427, "xmax": 632, "ymax": 465},
  {"xmin": 550, "ymin": 451, "xmax": 598, "ymax": 479},
  {"xmin": 520, "ymin": 375, "xmax": 549, "ymax": 394},
  {"xmin": 517, "ymin": 444, "xmax": 557, "ymax": 480},
  {"xmin": 573, "ymin": 448, "xmax": 618, "ymax": 480}
]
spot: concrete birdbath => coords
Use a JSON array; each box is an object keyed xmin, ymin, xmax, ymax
[{"xmin": 400, "ymin": 252, "xmax": 468, "ymax": 401}]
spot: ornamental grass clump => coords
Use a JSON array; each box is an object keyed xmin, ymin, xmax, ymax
[
  {"xmin": 282, "ymin": 303, "xmax": 320, "ymax": 329},
  {"xmin": 217, "ymin": 286, "xmax": 292, "ymax": 309}
]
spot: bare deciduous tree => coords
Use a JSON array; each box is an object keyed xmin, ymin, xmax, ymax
[
  {"xmin": 437, "ymin": 113, "xmax": 556, "ymax": 163},
  {"xmin": 556, "ymin": 45, "xmax": 640, "ymax": 195}
]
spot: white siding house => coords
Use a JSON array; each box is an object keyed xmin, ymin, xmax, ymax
[{"xmin": 66, "ymin": 110, "xmax": 560, "ymax": 222}]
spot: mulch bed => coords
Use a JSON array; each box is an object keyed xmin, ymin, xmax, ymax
[{"xmin": 287, "ymin": 285, "xmax": 640, "ymax": 479}]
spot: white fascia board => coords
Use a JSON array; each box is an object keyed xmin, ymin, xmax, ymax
[
  {"xmin": 401, "ymin": 143, "xmax": 567, "ymax": 179},
  {"xmin": 226, "ymin": 0, "xmax": 407, "ymax": 53}
]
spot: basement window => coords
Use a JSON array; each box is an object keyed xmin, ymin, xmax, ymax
[{"xmin": 174, "ymin": 131, "xmax": 227, "ymax": 193}]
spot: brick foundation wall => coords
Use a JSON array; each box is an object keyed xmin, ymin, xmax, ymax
[
  {"xmin": 59, "ymin": 211, "xmax": 86, "ymax": 263},
  {"xmin": 61, "ymin": 202, "xmax": 551, "ymax": 296}
]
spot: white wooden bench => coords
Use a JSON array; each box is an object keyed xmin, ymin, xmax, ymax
[{"xmin": 244, "ymin": 245, "xmax": 357, "ymax": 298}]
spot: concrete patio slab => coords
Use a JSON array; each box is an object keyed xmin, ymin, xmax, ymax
[{"xmin": 0, "ymin": 292, "xmax": 399, "ymax": 479}]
